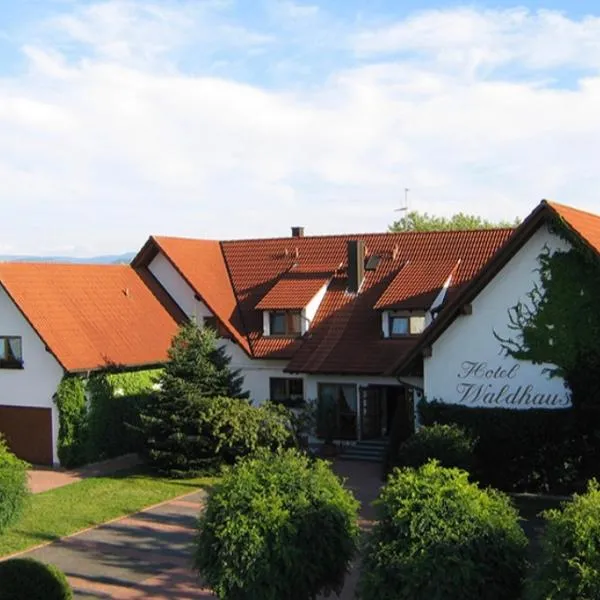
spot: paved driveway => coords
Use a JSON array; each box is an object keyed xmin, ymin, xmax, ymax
[{"xmin": 15, "ymin": 460, "xmax": 381, "ymax": 599}]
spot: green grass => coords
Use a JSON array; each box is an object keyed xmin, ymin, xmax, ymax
[{"xmin": 0, "ymin": 468, "xmax": 217, "ymax": 557}]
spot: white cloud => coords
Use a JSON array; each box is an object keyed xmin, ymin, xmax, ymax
[
  {"xmin": 353, "ymin": 8, "xmax": 600, "ymax": 73},
  {"xmin": 2, "ymin": 3, "xmax": 600, "ymax": 255}
]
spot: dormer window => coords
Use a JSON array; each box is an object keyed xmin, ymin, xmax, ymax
[
  {"xmin": 269, "ymin": 310, "xmax": 302, "ymax": 336},
  {"xmin": 386, "ymin": 311, "xmax": 426, "ymax": 337}
]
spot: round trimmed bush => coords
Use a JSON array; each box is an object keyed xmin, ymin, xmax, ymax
[
  {"xmin": 195, "ymin": 448, "xmax": 360, "ymax": 600},
  {"xmin": 358, "ymin": 460, "xmax": 528, "ymax": 600},
  {"xmin": 525, "ymin": 479, "xmax": 600, "ymax": 600},
  {"xmin": 0, "ymin": 558, "xmax": 73, "ymax": 600},
  {"xmin": 0, "ymin": 435, "xmax": 29, "ymax": 534},
  {"xmin": 395, "ymin": 423, "xmax": 476, "ymax": 471}
]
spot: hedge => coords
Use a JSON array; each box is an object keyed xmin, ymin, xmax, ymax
[
  {"xmin": 54, "ymin": 370, "xmax": 158, "ymax": 468},
  {"xmin": 419, "ymin": 400, "xmax": 580, "ymax": 493}
]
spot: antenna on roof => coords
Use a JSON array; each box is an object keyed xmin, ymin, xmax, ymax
[{"xmin": 395, "ymin": 188, "xmax": 410, "ymax": 213}]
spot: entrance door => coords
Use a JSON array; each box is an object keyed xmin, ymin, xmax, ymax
[{"xmin": 360, "ymin": 387, "xmax": 382, "ymax": 439}]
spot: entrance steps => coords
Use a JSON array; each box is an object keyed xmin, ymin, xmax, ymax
[{"xmin": 338, "ymin": 439, "xmax": 387, "ymax": 463}]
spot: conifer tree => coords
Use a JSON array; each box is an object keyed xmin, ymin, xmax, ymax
[{"xmin": 139, "ymin": 320, "xmax": 248, "ymax": 476}]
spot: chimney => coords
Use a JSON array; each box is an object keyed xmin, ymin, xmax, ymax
[
  {"xmin": 347, "ymin": 240, "xmax": 366, "ymax": 293},
  {"xmin": 291, "ymin": 226, "xmax": 305, "ymax": 238}
]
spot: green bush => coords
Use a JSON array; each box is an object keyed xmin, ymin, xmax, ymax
[
  {"xmin": 358, "ymin": 461, "xmax": 528, "ymax": 600},
  {"xmin": 419, "ymin": 400, "xmax": 580, "ymax": 493},
  {"xmin": 143, "ymin": 396, "xmax": 295, "ymax": 477},
  {"xmin": 0, "ymin": 558, "xmax": 72, "ymax": 600},
  {"xmin": 195, "ymin": 448, "xmax": 360, "ymax": 600},
  {"xmin": 393, "ymin": 423, "xmax": 475, "ymax": 471},
  {"xmin": 525, "ymin": 480, "xmax": 600, "ymax": 600},
  {"xmin": 0, "ymin": 436, "xmax": 29, "ymax": 534}
]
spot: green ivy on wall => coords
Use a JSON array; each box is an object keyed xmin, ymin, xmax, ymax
[
  {"xmin": 496, "ymin": 241, "xmax": 600, "ymax": 409},
  {"xmin": 54, "ymin": 369, "xmax": 161, "ymax": 468},
  {"xmin": 54, "ymin": 376, "xmax": 87, "ymax": 467}
]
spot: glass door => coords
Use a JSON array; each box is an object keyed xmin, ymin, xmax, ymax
[{"xmin": 360, "ymin": 386, "xmax": 382, "ymax": 440}]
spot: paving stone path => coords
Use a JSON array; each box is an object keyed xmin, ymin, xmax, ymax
[{"xmin": 16, "ymin": 460, "xmax": 381, "ymax": 599}]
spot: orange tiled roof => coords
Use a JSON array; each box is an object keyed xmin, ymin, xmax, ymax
[
  {"xmin": 0, "ymin": 263, "xmax": 184, "ymax": 372},
  {"xmin": 547, "ymin": 201, "xmax": 600, "ymax": 254},
  {"xmin": 145, "ymin": 236, "xmax": 251, "ymax": 354},
  {"xmin": 374, "ymin": 258, "xmax": 462, "ymax": 310},
  {"xmin": 256, "ymin": 272, "xmax": 332, "ymax": 310},
  {"xmin": 388, "ymin": 200, "xmax": 600, "ymax": 376},
  {"xmin": 136, "ymin": 229, "xmax": 514, "ymax": 374}
]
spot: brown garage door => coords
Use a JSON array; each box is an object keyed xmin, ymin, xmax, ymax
[{"xmin": 0, "ymin": 405, "xmax": 53, "ymax": 465}]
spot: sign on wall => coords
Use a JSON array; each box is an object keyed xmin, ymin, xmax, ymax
[{"xmin": 455, "ymin": 360, "xmax": 570, "ymax": 408}]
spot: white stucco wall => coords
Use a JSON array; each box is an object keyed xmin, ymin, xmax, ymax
[
  {"xmin": 0, "ymin": 285, "xmax": 64, "ymax": 464},
  {"xmin": 148, "ymin": 253, "xmax": 213, "ymax": 321},
  {"xmin": 148, "ymin": 250, "xmax": 406, "ymax": 411},
  {"xmin": 303, "ymin": 283, "xmax": 328, "ymax": 333},
  {"xmin": 424, "ymin": 225, "xmax": 571, "ymax": 410}
]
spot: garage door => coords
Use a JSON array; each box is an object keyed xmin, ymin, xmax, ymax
[{"xmin": 0, "ymin": 405, "xmax": 53, "ymax": 465}]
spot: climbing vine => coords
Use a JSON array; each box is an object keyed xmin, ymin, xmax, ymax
[
  {"xmin": 54, "ymin": 369, "xmax": 161, "ymax": 468},
  {"xmin": 495, "ymin": 218, "xmax": 600, "ymax": 482},
  {"xmin": 54, "ymin": 376, "xmax": 88, "ymax": 467}
]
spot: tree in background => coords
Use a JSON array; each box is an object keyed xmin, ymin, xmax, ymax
[
  {"xmin": 139, "ymin": 321, "xmax": 249, "ymax": 476},
  {"xmin": 389, "ymin": 211, "xmax": 520, "ymax": 232}
]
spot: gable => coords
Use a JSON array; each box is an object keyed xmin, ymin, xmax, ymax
[{"xmin": 423, "ymin": 226, "xmax": 571, "ymax": 409}]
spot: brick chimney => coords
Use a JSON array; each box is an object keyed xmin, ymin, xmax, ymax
[
  {"xmin": 291, "ymin": 226, "xmax": 305, "ymax": 238},
  {"xmin": 347, "ymin": 240, "xmax": 366, "ymax": 293}
]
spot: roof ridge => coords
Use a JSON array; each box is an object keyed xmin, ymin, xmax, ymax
[
  {"xmin": 545, "ymin": 199, "xmax": 600, "ymax": 220},
  {"xmin": 0, "ymin": 261, "xmax": 129, "ymax": 268},
  {"xmin": 150, "ymin": 227, "xmax": 517, "ymax": 246}
]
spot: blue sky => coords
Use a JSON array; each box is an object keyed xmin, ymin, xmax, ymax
[{"xmin": 1, "ymin": 0, "xmax": 600, "ymax": 255}]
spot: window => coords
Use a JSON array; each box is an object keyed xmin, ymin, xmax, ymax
[
  {"xmin": 270, "ymin": 377, "xmax": 304, "ymax": 407},
  {"xmin": 389, "ymin": 315, "xmax": 409, "ymax": 336},
  {"xmin": 409, "ymin": 315, "xmax": 426, "ymax": 335},
  {"xmin": 388, "ymin": 312, "xmax": 426, "ymax": 337},
  {"xmin": 269, "ymin": 311, "xmax": 302, "ymax": 336},
  {"xmin": 318, "ymin": 383, "xmax": 358, "ymax": 440},
  {"xmin": 0, "ymin": 336, "xmax": 23, "ymax": 368},
  {"xmin": 202, "ymin": 316, "xmax": 230, "ymax": 338}
]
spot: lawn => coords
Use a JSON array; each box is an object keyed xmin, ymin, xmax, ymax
[{"xmin": 0, "ymin": 468, "xmax": 216, "ymax": 557}]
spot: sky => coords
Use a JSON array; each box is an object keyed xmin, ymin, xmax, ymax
[{"xmin": 1, "ymin": 1, "xmax": 600, "ymax": 256}]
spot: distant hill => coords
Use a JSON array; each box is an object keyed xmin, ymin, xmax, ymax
[{"xmin": 0, "ymin": 252, "xmax": 136, "ymax": 265}]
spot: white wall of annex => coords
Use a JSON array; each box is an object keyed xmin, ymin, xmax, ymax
[
  {"xmin": 424, "ymin": 225, "xmax": 571, "ymax": 410},
  {"xmin": 148, "ymin": 253, "xmax": 213, "ymax": 321},
  {"xmin": 0, "ymin": 285, "xmax": 64, "ymax": 464}
]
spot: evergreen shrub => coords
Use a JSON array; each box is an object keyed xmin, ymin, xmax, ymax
[
  {"xmin": 358, "ymin": 461, "xmax": 528, "ymax": 600},
  {"xmin": 393, "ymin": 423, "xmax": 475, "ymax": 471},
  {"xmin": 195, "ymin": 448, "xmax": 359, "ymax": 600},
  {"xmin": 0, "ymin": 435, "xmax": 29, "ymax": 533},
  {"xmin": 139, "ymin": 322, "xmax": 253, "ymax": 476},
  {"xmin": 526, "ymin": 480, "xmax": 600, "ymax": 600},
  {"xmin": 0, "ymin": 558, "xmax": 72, "ymax": 600}
]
